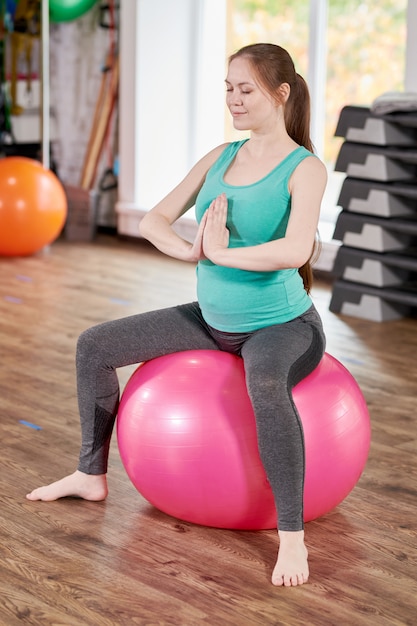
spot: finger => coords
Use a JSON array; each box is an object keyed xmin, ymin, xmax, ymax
[
  {"xmin": 199, "ymin": 210, "xmax": 209, "ymax": 227},
  {"xmin": 217, "ymin": 194, "xmax": 228, "ymax": 216},
  {"xmin": 209, "ymin": 194, "xmax": 227, "ymax": 212},
  {"xmin": 210, "ymin": 196, "xmax": 227, "ymax": 222}
]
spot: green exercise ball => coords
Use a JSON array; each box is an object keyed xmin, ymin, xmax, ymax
[{"xmin": 49, "ymin": 0, "xmax": 98, "ymax": 23}]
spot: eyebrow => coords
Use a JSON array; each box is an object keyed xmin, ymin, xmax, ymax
[{"xmin": 224, "ymin": 80, "xmax": 255, "ymax": 87}]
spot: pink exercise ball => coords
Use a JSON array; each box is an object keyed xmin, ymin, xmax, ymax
[{"xmin": 117, "ymin": 351, "xmax": 370, "ymax": 530}]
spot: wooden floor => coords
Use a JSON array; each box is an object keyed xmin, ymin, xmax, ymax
[{"xmin": 0, "ymin": 234, "xmax": 416, "ymax": 626}]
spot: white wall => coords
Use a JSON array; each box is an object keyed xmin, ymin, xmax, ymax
[{"xmin": 116, "ymin": 0, "xmax": 227, "ymax": 238}]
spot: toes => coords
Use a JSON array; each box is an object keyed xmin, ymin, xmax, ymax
[
  {"xmin": 291, "ymin": 573, "xmax": 308, "ymax": 586},
  {"xmin": 272, "ymin": 572, "xmax": 308, "ymax": 587},
  {"xmin": 271, "ymin": 572, "xmax": 284, "ymax": 586}
]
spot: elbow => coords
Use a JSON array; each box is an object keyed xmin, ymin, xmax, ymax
[
  {"xmin": 138, "ymin": 213, "xmax": 152, "ymax": 240},
  {"xmin": 296, "ymin": 251, "xmax": 313, "ymax": 269},
  {"xmin": 284, "ymin": 245, "xmax": 315, "ymax": 270},
  {"xmin": 138, "ymin": 220, "xmax": 145, "ymax": 239}
]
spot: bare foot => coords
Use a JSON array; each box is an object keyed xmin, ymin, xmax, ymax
[
  {"xmin": 271, "ymin": 530, "xmax": 309, "ymax": 587},
  {"xmin": 26, "ymin": 470, "xmax": 108, "ymax": 502}
]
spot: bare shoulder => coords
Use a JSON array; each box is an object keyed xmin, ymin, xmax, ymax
[
  {"xmin": 299, "ymin": 154, "xmax": 327, "ymax": 179},
  {"xmin": 290, "ymin": 154, "xmax": 327, "ymax": 192},
  {"xmin": 180, "ymin": 141, "xmax": 231, "ymax": 190},
  {"xmin": 144, "ymin": 143, "xmax": 231, "ymax": 222},
  {"xmin": 178, "ymin": 142, "xmax": 231, "ymax": 193},
  {"xmin": 300, "ymin": 154, "xmax": 327, "ymax": 178},
  {"xmin": 194, "ymin": 142, "xmax": 231, "ymax": 172}
]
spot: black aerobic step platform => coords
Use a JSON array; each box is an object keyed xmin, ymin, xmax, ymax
[
  {"xmin": 335, "ymin": 143, "xmax": 417, "ymax": 181},
  {"xmin": 329, "ymin": 279, "xmax": 417, "ymax": 321},
  {"xmin": 332, "ymin": 245, "xmax": 417, "ymax": 287},
  {"xmin": 337, "ymin": 178, "xmax": 417, "ymax": 217},
  {"xmin": 335, "ymin": 105, "xmax": 417, "ymax": 146},
  {"xmin": 333, "ymin": 211, "xmax": 417, "ymax": 252}
]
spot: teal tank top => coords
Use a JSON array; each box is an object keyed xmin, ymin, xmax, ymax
[{"xmin": 195, "ymin": 140, "xmax": 315, "ymax": 332}]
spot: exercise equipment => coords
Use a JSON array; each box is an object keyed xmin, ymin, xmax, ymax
[
  {"xmin": 0, "ymin": 156, "xmax": 67, "ymax": 256},
  {"xmin": 117, "ymin": 350, "xmax": 371, "ymax": 530},
  {"xmin": 9, "ymin": 0, "xmax": 40, "ymax": 115},
  {"xmin": 49, "ymin": 0, "xmax": 98, "ymax": 23},
  {"xmin": 80, "ymin": 0, "xmax": 118, "ymax": 191}
]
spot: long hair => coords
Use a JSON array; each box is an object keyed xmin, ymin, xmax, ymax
[{"xmin": 228, "ymin": 43, "xmax": 318, "ymax": 293}]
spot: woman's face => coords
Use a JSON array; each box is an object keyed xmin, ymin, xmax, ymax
[{"xmin": 225, "ymin": 57, "xmax": 280, "ymax": 133}]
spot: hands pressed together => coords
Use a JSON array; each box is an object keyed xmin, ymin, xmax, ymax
[{"xmin": 191, "ymin": 193, "xmax": 230, "ymax": 263}]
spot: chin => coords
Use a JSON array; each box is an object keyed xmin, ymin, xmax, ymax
[{"xmin": 233, "ymin": 119, "xmax": 250, "ymax": 131}]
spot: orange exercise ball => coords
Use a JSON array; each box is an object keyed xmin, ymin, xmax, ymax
[{"xmin": 0, "ymin": 157, "xmax": 68, "ymax": 257}]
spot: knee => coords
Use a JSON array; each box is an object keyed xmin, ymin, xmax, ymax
[{"xmin": 76, "ymin": 324, "xmax": 105, "ymax": 363}]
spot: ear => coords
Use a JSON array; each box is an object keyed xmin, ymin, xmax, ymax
[{"xmin": 278, "ymin": 82, "xmax": 291, "ymax": 103}]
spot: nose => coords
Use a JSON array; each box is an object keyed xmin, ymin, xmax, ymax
[{"xmin": 227, "ymin": 89, "xmax": 243, "ymax": 107}]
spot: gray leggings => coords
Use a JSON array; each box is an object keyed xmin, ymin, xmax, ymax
[{"xmin": 76, "ymin": 302, "xmax": 325, "ymax": 531}]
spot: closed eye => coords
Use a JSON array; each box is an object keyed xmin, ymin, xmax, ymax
[{"xmin": 226, "ymin": 87, "xmax": 253, "ymax": 95}]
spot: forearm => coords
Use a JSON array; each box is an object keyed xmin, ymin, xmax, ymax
[
  {"xmin": 202, "ymin": 193, "xmax": 316, "ymax": 271},
  {"xmin": 207, "ymin": 238, "xmax": 312, "ymax": 272},
  {"xmin": 139, "ymin": 212, "xmax": 195, "ymax": 262}
]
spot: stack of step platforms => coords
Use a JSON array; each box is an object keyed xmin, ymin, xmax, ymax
[{"xmin": 329, "ymin": 104, "xmax": 417, "ymax": 321}]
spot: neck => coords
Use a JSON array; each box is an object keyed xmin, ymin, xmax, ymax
[{"xmin": 245, "ymin": 129, "xmax": 297, "ymax": 157}]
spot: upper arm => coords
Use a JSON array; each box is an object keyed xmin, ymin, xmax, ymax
[
  {"xmin": 144, "ymin": 143, "xmax": 230, "ymax": 225},
  {"xmin": 285, "ymin": 156, "xmax": 328, "ymax": 259}
]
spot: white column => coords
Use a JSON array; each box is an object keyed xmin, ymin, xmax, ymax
[
  {"xmin": 405, "ymin": 0, "xmax": 417, "ymax": 92},
  {"xmin": 41, "ymin": 0, "xmax": 50, "ymax": 169},
  {"xmin": 308, "ymin": 0, "xmax": 328, "ymax": 159},
  {"xmin": 116, "ymin": 0, "xmax": 140, "ymax": 215},
  {"xmin": 116, "ymin": 0, "xmax": 226, "ymax": 239}
]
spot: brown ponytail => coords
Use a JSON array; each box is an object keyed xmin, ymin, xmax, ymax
[
  {"xmin": 228, "ymin": 44, "xmax": 319, "ymax": 293},
  {"xmin": 284, "ymin": 73, "xmax": 313, "ymax": 152}
]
